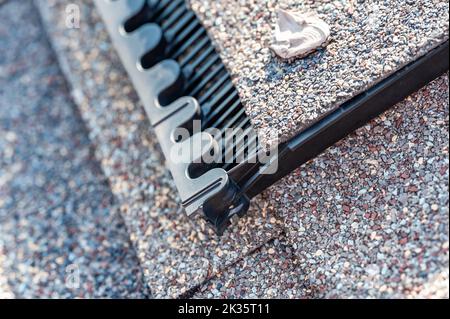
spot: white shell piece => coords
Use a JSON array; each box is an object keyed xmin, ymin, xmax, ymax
[{"xmin": 270, "ymin": 9, "xmax": 330, "ymax": 60}]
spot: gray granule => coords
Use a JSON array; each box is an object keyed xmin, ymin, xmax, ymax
[
  {"xmin": 189, "ymin": 0, "xmax": 449, "ymax": 144},
  {"xmin": 0, "ymin": 0, "xmax": 150, "ymax": 298},
  {"xmin": 195, "ymin": 74, "xmax": 449, "ymax": 299}
]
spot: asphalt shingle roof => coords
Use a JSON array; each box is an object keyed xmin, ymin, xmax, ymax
[
  {"xmin": 189, "ymin": 0, "xmax": 449, "ymax": 145},
  {"xmin": 34, "ymin": 0, "xmax": 449, "ymax": 298}
]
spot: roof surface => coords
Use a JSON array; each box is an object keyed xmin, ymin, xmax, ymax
[
  {"xmin": 189, "ymin": 0, "xmax": 449, "ymax": 144},
  {"xmin": 196, "ymin": 74, "xmax": 450, "ymax": 298},
  {"xmin": 0, "ymin": 0, "xmax": 149, "ymax": 298},
  {"xmin": 34, "ymin": 0, "xmax": 449, "ymax": 298}
]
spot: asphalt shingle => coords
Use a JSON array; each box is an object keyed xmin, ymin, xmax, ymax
[
  {"xmin": 0, "ymin": 0, "xmax": 150, "ymax": 298},
  {"xmin": 194, "ymin": 74, "xmax": 449, "ymax": 299},
  {"xmin": 189, "ymin": 0, "xmax": 449, "ymax": 145}
]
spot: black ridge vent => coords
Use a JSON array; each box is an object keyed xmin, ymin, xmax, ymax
[
  {"xmin": 95, "ymin": 0, "xmax": 449, "ymax": 235},
  {"xmin": 95, "ymin": 0, "xmax": 259, "ymax": 234},
  {"xmin": 123, "ymin": 0, "xmax": 259, "ymax": 173}
]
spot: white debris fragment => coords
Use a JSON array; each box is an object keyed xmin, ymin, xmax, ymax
[{"xmin": 270, "ymin": 9, "xmax": 330, "ymax": 61}]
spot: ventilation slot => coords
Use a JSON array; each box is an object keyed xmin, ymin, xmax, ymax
[{"xmin": 123, "ymin": 0, "xmax": 260, "ymax": 172}]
